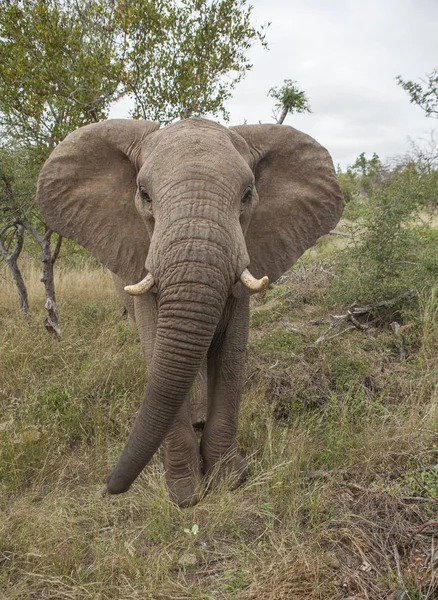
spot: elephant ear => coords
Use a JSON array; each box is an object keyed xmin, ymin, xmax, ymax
[
  {"xmin": 36, "ymin": 119, "xmax": 160, "ymax": 283},
  {"xmin": 231, "ymin": 124, "xmax": 344, "ymax": 283}
]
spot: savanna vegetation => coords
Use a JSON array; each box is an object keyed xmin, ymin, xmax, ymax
[
  {"xmin": 1, "ymin": 148, "xmax": 438, "ymax": 597},
  {"xmin": 0, "ymin": 0, "xmax": 267, "ymax": 332},
  {"xmin": 1, "ymin": 1, "xmax": 438, "ymax": 598}
]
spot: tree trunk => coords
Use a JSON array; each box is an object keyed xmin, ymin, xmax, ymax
[
  {"xmin": 0, "ymin": 225, "xmax": 29, "ymax": 317},
  {"xmin": 277, "ymin": 106, "xmax": 289, "ymax": 125},
  {"xmin": 22, "ymin": 221, "xmax": 62, "ymax": 339},
  {"xmin": 182, "ymin": 104, "xmax": 194, "ymax": 119},
  {"xmin": 40, "ymin": 230, "xmax": 62, "ymax": 340},
  {"xmin": 8, "ymin": 254, "xmax": 29, "ymax": 316}
]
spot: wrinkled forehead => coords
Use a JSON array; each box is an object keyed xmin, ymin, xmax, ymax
[{"xmin": 140, "ymin": 119, "xmax": 253, "ymax": 181}]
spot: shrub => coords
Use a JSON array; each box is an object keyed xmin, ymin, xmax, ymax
[{"xmin": 331, "ymin": 163, "xmax": 438, "ymax": 307}]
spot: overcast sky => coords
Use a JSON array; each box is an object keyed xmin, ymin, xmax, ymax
[{"xmin": 110, "ymin": 0, "xmax": 438, "ymax": 169}]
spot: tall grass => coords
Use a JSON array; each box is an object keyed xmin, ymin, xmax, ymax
[{"xmin": 1, "ymin": 254, "xmax": 438, "ymax": 598}]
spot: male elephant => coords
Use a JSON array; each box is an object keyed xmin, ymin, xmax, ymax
[{"xmin": 36, "ymin": 118, "xmax": 343, "ymax": 506}]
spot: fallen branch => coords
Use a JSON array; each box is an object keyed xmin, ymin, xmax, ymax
[
  {"xmin": 311, "ymin": 290, "xmax": 416, "ymax": 347},
  {"xmin": 314, "ymin": 325, "xmax": 356, "ymax": 345},
  {"xmin": 392, "ymin": 541, "xmax": 405, "ymax": 590},
  {"xmin": 402, "ymin": 496, "xmax": 438, "ymax": 504},
  {"xmin": 346, "ymin": 310, "xmax": 370, "ymax": 331}
]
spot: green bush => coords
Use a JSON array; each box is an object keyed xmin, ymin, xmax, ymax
[
  {"xmin": 331, "ymin": 163, "xmax": 438, "ymax": 307},
  {"xmin": 341, "ymin": 195, "xmax": 367, "ymax": 221}
]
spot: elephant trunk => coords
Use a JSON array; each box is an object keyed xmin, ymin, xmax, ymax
[{"xmin": 106, "ymin": 262, "xmax": 228, "ymax": 494}]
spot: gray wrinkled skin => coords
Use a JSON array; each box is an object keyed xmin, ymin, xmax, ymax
[{"xmin": 36, "ymin": 118, "xmax": 344, "ymax": 506}]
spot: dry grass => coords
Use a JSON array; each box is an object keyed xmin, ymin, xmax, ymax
[{"xmin": 1, "ymin": 253, "xmax": 438, "ymax": 599}]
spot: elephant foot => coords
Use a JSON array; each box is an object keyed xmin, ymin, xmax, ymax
[
  {"xmin": 164, "ymin": 435, "xmax": 202, "ymax": 506},
  {"xmin": 204, "ymin": 449, "xmax": 247, "ymax": 491},
  {"xmin": 164, "ymin": 399, "xmax": 203, "ymax": 506},
  {"xmin": 165, "ymin": 470, "xmax": 201, "ymax": 507}
]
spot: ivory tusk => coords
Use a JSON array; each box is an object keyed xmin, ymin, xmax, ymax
[
  {"xmin": 124, "ymin": 272, "xmax": 155, "ymax": 296},
  {"xmin": 240, "ymin": 268, "xmax": 269, "ymax": 292}
]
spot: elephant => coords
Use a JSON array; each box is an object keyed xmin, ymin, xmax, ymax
[{"xmin": 36, "ymin": 117, "xmax": 344, "ymax": 506}]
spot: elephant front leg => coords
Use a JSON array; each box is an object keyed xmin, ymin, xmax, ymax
[
  {"xmin": 164, "ymin": 397, "xmax": 202, "ymax": 506},
  {"xmin": 200, "ymin": 295, "xmax": 249, "ymax": 487}
]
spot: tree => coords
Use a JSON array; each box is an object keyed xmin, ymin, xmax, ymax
[
  {"xmin": 123, "ymin": 0, "xmax": 268, "ymax": 124},
  {"xmin": 402, "ymin": 132, "xmax": 438, "ymax": 174},
  {"xmin": 0, "ymin": 223, "xmax": 28, "ymax": 316},
  {"xmin": 333, "ymin": 158, "xmax": 438, "ymax": 306},
  {"xmin": 0, "ymin": 144, "xmax": 63, "ymax": 332},
  {"xmin": 336, "ymin": 153, "xmax": 386, "ymax": 204},
  {"xmin": 0, "ymin": 146, "xmax": 39, "ymax": 318},
  {"xmin": 336, "ymin": 165, "xmax": 357, "ymax": 204},
  {"xmin": 349, "ymin": 152, "xmax": 386, "ymax": 199},
  {"xmin": 0, "ymin": 0, "xmax": 267, "ymax": 325},
  {"xmin": 0, "ymin": 0, "xmax": 267, "ymax": 141},
  {"xmin": 396, "ymin": 133, "xmax": 438, "ymax": 210},
  {"xmin": 0, "ymin": 0, "xmax": 127, "ymax": 150},
  {"xmin": 396, "ymin": 69, "xmax": 438, "ymax": 119},
  {"xmin": 0, "ymin": 0, "xmax": 126, "ymax": 333},
  {"xmin": 268, "ymin": 79, "xmax": 311, "ymax": 125}
]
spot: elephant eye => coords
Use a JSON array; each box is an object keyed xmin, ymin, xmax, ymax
[
  {"xmin": 241, "ymin": 186, "xmax": 252, "ymax": 204},
  {"xmin": 139, "ymin": 186, "xmax": 152, "ymax": 204}
]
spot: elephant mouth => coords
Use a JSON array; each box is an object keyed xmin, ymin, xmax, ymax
[{"xmin": 124, "ymin": 267, "xmax": 269, "ymax": 296}]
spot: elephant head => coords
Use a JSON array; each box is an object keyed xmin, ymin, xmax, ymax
[{"xmin": 36, "ymin": 118, "xmax": 343, "ymax": 498}]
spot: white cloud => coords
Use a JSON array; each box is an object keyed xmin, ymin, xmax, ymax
[{"xmin": 226, "ymin": 0, "xmax": 438, "ymax": 167}]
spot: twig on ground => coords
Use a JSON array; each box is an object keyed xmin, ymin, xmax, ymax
[
  {"xmin": 392, "ymin": 541, "xmax": 405, "ymax": 590},
  {"xmin": 311, "ymin": 290, "xmax": 416, "ymax": 347},
  {"xmin": 346, "ymin": 310, "xmax": 370, "ymax": 331},
  {"xmin": 402, "ymin": 497, "xmax": 438, "ymax": 504},
  {"xmin": 314, "ymin": 325, "xmax": 356, "ymax": 345}
]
